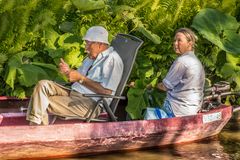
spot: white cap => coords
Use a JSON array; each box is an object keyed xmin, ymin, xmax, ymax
[{"xmin": 83, "ymin": 26, "xmax": 109, "ymax": 45}]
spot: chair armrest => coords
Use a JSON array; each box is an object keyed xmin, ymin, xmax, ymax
[{"xmin": 82, "ymin": 94, "xmax": 126, "ymax": 100}]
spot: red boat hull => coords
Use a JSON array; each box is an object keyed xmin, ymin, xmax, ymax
[{"xmin": 0, "ymin": 105, "xmax": 232, "ymax": 159}]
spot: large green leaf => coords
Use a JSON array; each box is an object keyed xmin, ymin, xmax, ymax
[
  {"xmin": 5, "ymin": 66, "xmax": 17, "ymax": 89},
  {"xmin": 5, "ymin": 50, "xmax": 59, "ymax": 89},
  {"xmin": 221, "ymin": 63, "xmax": 237, "ymax": 78},
  {"xmin": 17, "ymin": 64, "xmax": 50, "ymax": 87},
  {"xmin": 5, "ymin": 51, "xmax": 37, "ymax": 88},
  {"xmin": 136, "ymin": 26, "xmax": 161, "ymax": 44},
  {"xmin": 57, "ymin": 33, "xmax": 80, "ymax": 49},
  {"xmin": 234, "ymin": 76, "xmax": 240, "ymax": 90},
  {"xmin": 126, "ymin": 86, "xmax": 166, "ymax": 120},
  {"xmin": 44, "ymin": 29, "xmax": 60, "ymax": 50},
  {"xmin": 31, "ymin": 62, "xmax": 58, "ymax": 71},
  {"xmin": 59, "ymin": 21, "xmax": 75, "ymax": 33},
  {"xmin": 221, "ymin": 70, "xmax": 240, "ymax": 89},
  {"xmin": 64, "ymin": 49, "xmax": 84, "ymax": 68},
  {"xmin": 136, "ymin": 54, "xmax": 155, "ymax": 79},
  {"xmin": 226, "ymin": 52, "xmax": 240, "ymax": 65},
  {"xmin": 126, "ymin": 88, "xmax": 146, "ymax": 120},
  {"xmin": 11, "ymin": 86, "xmax": 27, "ymax": 99},
  {"xmin": 192, "ymin": 8, "xmax": 240, "ymax": 54},
  {"xmin": 220, "ymin": 53, "xmax": 240, "ymax": 89},
  {"xmin": 7, "ymin": 51, "xmax": 37, "ymax": 67},
  {"xmin": 47, "ymin": 48, "xmax": 66, "ymax": 65},
  {"xmin": 31, "ymin": 62, "xmax": 58, "ymax": 79}
]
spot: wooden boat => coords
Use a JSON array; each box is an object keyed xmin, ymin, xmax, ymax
[{"xmin": 0, "ymin": 99, "xmax": 236, "ymax": 159}]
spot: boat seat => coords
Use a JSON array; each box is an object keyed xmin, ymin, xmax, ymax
[{"xmin": 56, "ymin": 33, "xmax": 143, "ymax": 123}]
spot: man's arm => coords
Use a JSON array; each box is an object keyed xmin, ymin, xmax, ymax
[
  {"xmin": 59, "ymin": 58, "xmax": 112, "ymax": 94},
  {"xmin": 67, "ymin": 70, "xmax": 112, "ymax": 95}
]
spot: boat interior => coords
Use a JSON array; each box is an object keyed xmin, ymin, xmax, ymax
[
  {"xmin": 0, "ymin": 97, "xmax": 128, "ymax": 126},
  {"xmin": 1, "ymin": 81, "xmax": 239, "ymax": 127}
]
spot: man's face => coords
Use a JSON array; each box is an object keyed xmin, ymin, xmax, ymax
[{"xmin": 85, "ymin": 40, "xmax": 101, "ymax": 59}]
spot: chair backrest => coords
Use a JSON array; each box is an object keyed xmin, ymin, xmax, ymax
[{"xmin": 110, "ymin": 34, "xmax": 143, "ymax": 113}]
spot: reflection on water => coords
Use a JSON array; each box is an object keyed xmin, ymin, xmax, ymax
[
  {"xmin": 220, "ymin": 131, "xmax": 240, "ymax": 159},
  {"xmin": 220, "ymin": 115, "xmax": 240, "ymax": 160},
  {"xmin": 54, "ymin": 120, "xmax": 240, "ymax": 160}
]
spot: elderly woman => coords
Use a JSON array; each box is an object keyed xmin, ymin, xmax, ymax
[{"xmin": 157, "ymin": 28, "xmax": 205, "ymax": 117}]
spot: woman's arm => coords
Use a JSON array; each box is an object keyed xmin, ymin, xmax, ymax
[{"xmin": 157, "ymin": 82, "xmax": 167, "ymax": 91}]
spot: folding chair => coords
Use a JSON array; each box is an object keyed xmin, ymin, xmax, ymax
[{"xmin": 58, "ymin": 33, "xmax": 143, "ymax": 123}]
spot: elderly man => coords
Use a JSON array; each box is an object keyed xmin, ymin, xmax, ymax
[{"xmin": 26, "ymin": 26, "xmax": 124, "ymax": 125}]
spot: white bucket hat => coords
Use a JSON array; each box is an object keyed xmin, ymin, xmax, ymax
[{"xmin": 83, "ymin": 26, "xmax": 109, "ymax": 45}]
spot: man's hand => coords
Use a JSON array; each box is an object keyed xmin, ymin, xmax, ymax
[
  {"xmin": 59, "ymin": 58, "xmax": 70, "ymax": 75},
  {"xmin": 67, "ymin": 70, "xmax": 85, "ymax": 82}
]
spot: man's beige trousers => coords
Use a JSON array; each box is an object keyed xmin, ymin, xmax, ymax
[{"xmin": 26, "ymin": 80, "xmax": 100, "ymax": 125}]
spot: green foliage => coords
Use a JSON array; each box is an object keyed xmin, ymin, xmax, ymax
[
  {"xmin": 221, "ymin": 0, "xmax": 237, "ymax": 15},
  {"xmin": 136, "ymin": 26, "xmax": 161, "ymax": 44},
  {"xmin": 52, "ymin": 33, "xmax": 84, "ymax": 68},
  {"xmin": 220, "ymin": 54, "xmax": 240, "ymax": 89},
  {"xmin": 71, "ymin": 0, "xmax": 106, "ymax": 11},
  {"xmin": 192, "ymin": 8, "xmax": 240, "ymax": 90},
  {"xmin": 112, "ymin": 5, "xmax": 161, "ymax": 44},
  {"xmin": 0, "ymin": 53, "xmax": 7, "ymax": 74},
  {"xmin": 11, "ymin": 87, "xmax": 26, "ymax": 99},
  {"xmin": 4, "ymin": 51, "xmax": 58, "ymax": 96},
  {"xmin": 126, "ymin": 87, "xmax": 146, "ymax": 119},
  {"xmin": 192, "ymin": 8, "xmax": 240, "ymax": 54},
  {"xmin": 126, "ymin": 85, "xmax": 166, "ymax": 120}
]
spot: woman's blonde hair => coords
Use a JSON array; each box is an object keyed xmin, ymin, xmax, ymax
[{"xmin": 175, "ymin": 28, "xmax": 198, "ymax": 49}]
